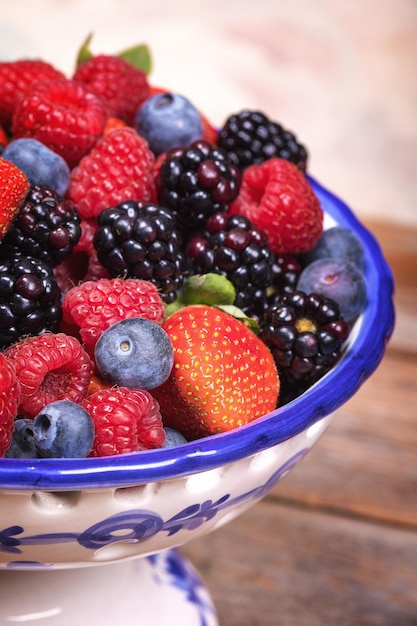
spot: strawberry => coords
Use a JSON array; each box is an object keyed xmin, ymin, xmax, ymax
[
  {"xmin": 12, "ymin": 79, "xmax": 108, "ymax": 168},
  {"xmin": 0, "ymin": 157, "xmax": 30, "ymax": 239},
  {"xmin": 66, "ymin": 127, "xmax": 155, "ymax": 218},
  {"xmin": 229, "ymin": 158, "xmax": 323, "ymax": 255},
  {"xmin": 73, "ymin": 54, "xmax": 150, "ymax": 126},
  {"xmin": 152, "ymin": 304, "xmax": 280, "ymax": 440},
  {"xmin": 0, "ymin": 59, "xmax": 65, "ymax": 132}
]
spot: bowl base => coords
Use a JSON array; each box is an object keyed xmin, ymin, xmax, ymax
[{"xmin": 0, "ymin": 549, "xmax": 218, "ymax": 625}]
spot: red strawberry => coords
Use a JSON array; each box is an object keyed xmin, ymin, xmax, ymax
[
  {"xmin": 67, "ymin": 127, "xmax": 155, "ymax": 218},
  {"xmin": 229, "ymin": 158, "xmax": 323, "ymax": 255},
  {"xmin": 0, "ymin": 59, "xmax": 65, "ymax": 131},
  {"xmin": 12, "ymin": 79, "xmax": 108, "ymax": 168},
  {"xmin": 0, "ymin": 157, "xmax": 30, "ymax": 240},
  {"xmin": 82, "ymin": 387, "xmax": 165, "ymax": 457},
  {"xmin": 0, "ymin": 353, "xmax": 21, "ymax": 457},
  {"xmin": 60, "ymin": 277, "xmax": 165, "ymax": 354},
  {"xmin": 152, "ymin": 304, "xmax": 280, "ymax": 440},
  {"xmin": 73, "ymin": 54, "xmax": 150, "ymax": 126},
  {"xmin": 4, "ymin": 333, "xmax": 94, "ymax": 419}
]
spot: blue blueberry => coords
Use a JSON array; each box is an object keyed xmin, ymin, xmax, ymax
[
  {"xmin": 304, "ymin": 226, "xmax": 365, "ymax": 270},
  {"xmin": 94, "ymin": 317, "xmax": 174, "ymax": 390},
  {"xmin": 135, "ymin": 93, "xmax": 203, "ymax": 155},
  {"xmin": 162, "ymin": 426, "xmax": 188, "ymax": 448},
  {"xmin": 5, "ymin": 419, "xmax": 39, "ymax": 459},
  {"xmin": 32, "ymin": 400, "xmax": 95, "ymax": 458},
  {"xmin": 2, "ymin": 138, "xmax": 70, "ymax": 196},
  {"xmin": 296, "ymin": 258, "xmax": 367, "ymax": 322}
]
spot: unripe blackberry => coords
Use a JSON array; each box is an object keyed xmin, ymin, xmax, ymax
[
  {"xmin": 155, "ymin": 139, "xmax": 241, "ymax": 234},
  {"xmin": 0, "ymin": 185, "xmax": 81, "ymax": 267},
  {"xmin": 217, "ymin": 110, "xmax": 308, "ymax": 172},
  {"xmin": 0, "ymin": 255, "xmax": 62, "ymax": 349},
  {"xmin": 93, "ymin": 201, "xmax": 187, "ymax": 304},
  {"xmin": 186, "ymin": 212, "xmax": 274, "ymax": 317}
]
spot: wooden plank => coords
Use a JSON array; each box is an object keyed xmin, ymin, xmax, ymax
[
  {"xmin": 270, "ymin": 351, "xmax": 417, "ymax": 526},
  {"xmin": 181, "ymin": 499, "xmax": 417, "ymax": 626}
]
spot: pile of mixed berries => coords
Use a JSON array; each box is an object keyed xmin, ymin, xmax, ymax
[{"xmin": 0, "ymin": 37, "xmax": 367, "ymax": 460}]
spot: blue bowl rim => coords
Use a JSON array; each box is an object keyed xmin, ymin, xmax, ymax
[{"xmin": 0, "ymin": 177, "xmax": 395, "ymax": 491}]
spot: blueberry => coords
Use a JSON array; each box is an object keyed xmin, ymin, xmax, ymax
[
  {"xmin": 2, "ymin": 138, "xmax": 70, "ymax": 196},
  {"xmin": 5, "ymin": 419, "xmax": 39, "ymax": 459},
  {"xmin": 297, "ymin": 258, "xmax": 367, "ymax": 322},
  {"xmin": 303, "ymin": 226, "xmax": 365, "ymax": 270},
  {"xmin": 94, "ymin": 317, "xmax": 174, "ymax": 390},
  {"xmin": 33, "ymin": 400, "xmax": 95, "ymax": 458},
  {"xmin": 135, "ymin": 93, "xmax": 203, "ymax": 155},
  {"xmin": 162, "ymin": 426, "xmax": 188, "ymax": 448}
]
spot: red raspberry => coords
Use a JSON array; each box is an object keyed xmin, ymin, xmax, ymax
[
  {"xmin": 67, "ymin": 127, "xmax": 155, "ymax": 219},
  {"xmin": 4, "ymin": 333, "xmax": 94, "ymax": 419},
  {"xmin": 229, "ymin": 158, "xmax": 323, "ymax": 254},
  {"xmin": 0, "ymin": 59, "xmax": 65, "ymax": 131},
  {"xmin": 73, "ymin": 55, "xmax": 150, "ymax": 126},
  {"xmin": 0, "ymin": 353, "xmax": 21, "ymax": 457},
  {"xmin": 61, "ymin": 277, "xmax": 165, "ymax": 353},
  {"xmin": 12, "ymin": 79, "xmax": 108, "ymax": 168},
  {"xmin": 82, "ymin": 387, "xmax": 165, "ymax": 457},
  {"xmin": 53, "ymin": 218, "xmax": 110, "ymax": 293}
]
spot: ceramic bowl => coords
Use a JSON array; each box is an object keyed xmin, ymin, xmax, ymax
[{"xmin": 0, "ymin": 178, "xmax": 395, "ymax": 571}]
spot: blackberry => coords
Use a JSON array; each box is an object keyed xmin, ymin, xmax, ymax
[
  {"xmin": 93, "ymin": 201, "xmax": 187, "ymax": 304},
  {"xmin": 217, "ymin": 110, "xmax": 308, "ymax": 172},
  {"xmin": 186, "ymin": 212, "xmax": 274, "ymax": 317},
  {"xmin": 268, "ymin": 254, "xmax": 303, "ymax": 306},
  {"xmin": 0, "ymin": 185, "xmax": 81, "ymax": 268},
  {"xmin": 0, "ymin": 255, "xmax": 62, "ymax": 349},
  {"xmin": 261, "ymin": 290, "xmax": 350, "ymax": 404},
  {"xmin": 155, "ymin": 139, "xmax": 241, "ymax": 234}
]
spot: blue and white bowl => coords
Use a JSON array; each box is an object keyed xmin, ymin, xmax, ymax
[{"xmin": 0, "ymin": 179, "xmax": 395, "ymax": 570}]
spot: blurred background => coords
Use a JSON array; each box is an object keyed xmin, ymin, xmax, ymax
[{"xmin": 1, "ymin": 0, "xmax": 416, "ymax": 228}]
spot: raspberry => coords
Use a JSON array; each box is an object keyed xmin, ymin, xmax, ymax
[
  {"xmin": 229, "ymin": 158, "xmax": 323, "ymax": 254},
  {"xmin": 93, "ymin": 201, "xmax": 186, "ymax": 304},
  {"xmin": 217, "ymin": 110, "xmax": 308, "ymax": 172},
  {"xmin": 0, "ymin": 59, "xmax": 65, "ymax": 131},
  {"xmin": 261, "ymin": 290, "xmax": 350, "ymax": 403},
  {"xmin": 12, "ymin": 79, "xmax": 108, "ymax": 168},
  {"xmin": 61, "ymin": 277, "xmax": 165, "ymax": 353},
  {"xmin": 0, "ymin": 185, "xmax": 81, "ymax": 267},
  {"xmin": 67, "ymin": 127, "xmax": 155, "ymax": 219},
  {"xmin": 0, "ymin": 353, "xmax": 21, "ymax": 457},
  {"xmin": 73, "ymin": 54, "xmax": 150, "ymax": 126},
  {"xmin": 0, "ymin": 255, "xmax": 62, "ymax": 350},
  {"xmin": 4, "ymin": 333, "xmax": 94, "ymax": 418},
  {"xmin": 185, "ymin": 212, "xmax": 274, "ymax": 317},
  {"xmin": 82, "ymin": 387, "xmax": 165, "ymax": 457},
  {"xmin": 155, "ymin": 139, "xmax": 241, "ymax": 233}
]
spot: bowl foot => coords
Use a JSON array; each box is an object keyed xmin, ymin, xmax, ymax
[{"xmin": 0, "ymin": 549, "xmax": 219, "ymax": 625}]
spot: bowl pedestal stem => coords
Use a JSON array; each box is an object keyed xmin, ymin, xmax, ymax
[{"xmin": 0, "ymin": 549, "xmax": 219, "ymax": 625}]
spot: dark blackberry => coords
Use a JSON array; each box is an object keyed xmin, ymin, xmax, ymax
[
  {"xmin": 0, "ymin": 255, "xmax": 62, "ymax": 349},
  {"xmin": 267, "ymin": 254, "xmax": 303, "ymax": 306},
  {"xmin": 185, "ymin": 212, "xmax": 274, "ymax": 317},
  {"xmin": 155, "ymin": 139, "xmax": 241, "ymax": 234},
  {"xmin": 260, "ymin": 290, "xmax": 350, "ymax": 404},
  {"xmin": 93, "ymin": 200, "xmax": 187, "ymax": 304},
  {"xmin": 217, "ymin": 110, "xmax": 308, "ymax": 172},
  {"xmin": 0, "ymin": 185, "xmax": 81, "ymax": 268}
]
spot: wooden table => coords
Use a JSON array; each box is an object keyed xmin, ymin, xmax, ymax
[{"xmin": 181, "ymin": 219, "xmax": 417, "ymax": 625}]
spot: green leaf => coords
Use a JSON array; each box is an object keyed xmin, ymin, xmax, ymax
[
  {"xmin": 75, "ymin": 32, "xmax": 95, "ymax": 68},
  {"xmin": 181, "ymin": 273, "xmax": 236, "ymax": 306},
  {"xmin": 216, "ymin": 305, "xmax": 260, "ymax": 333},
  {"xmin": 117, "ymin": 44, "xmax": 152, "ymax": 74}
]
